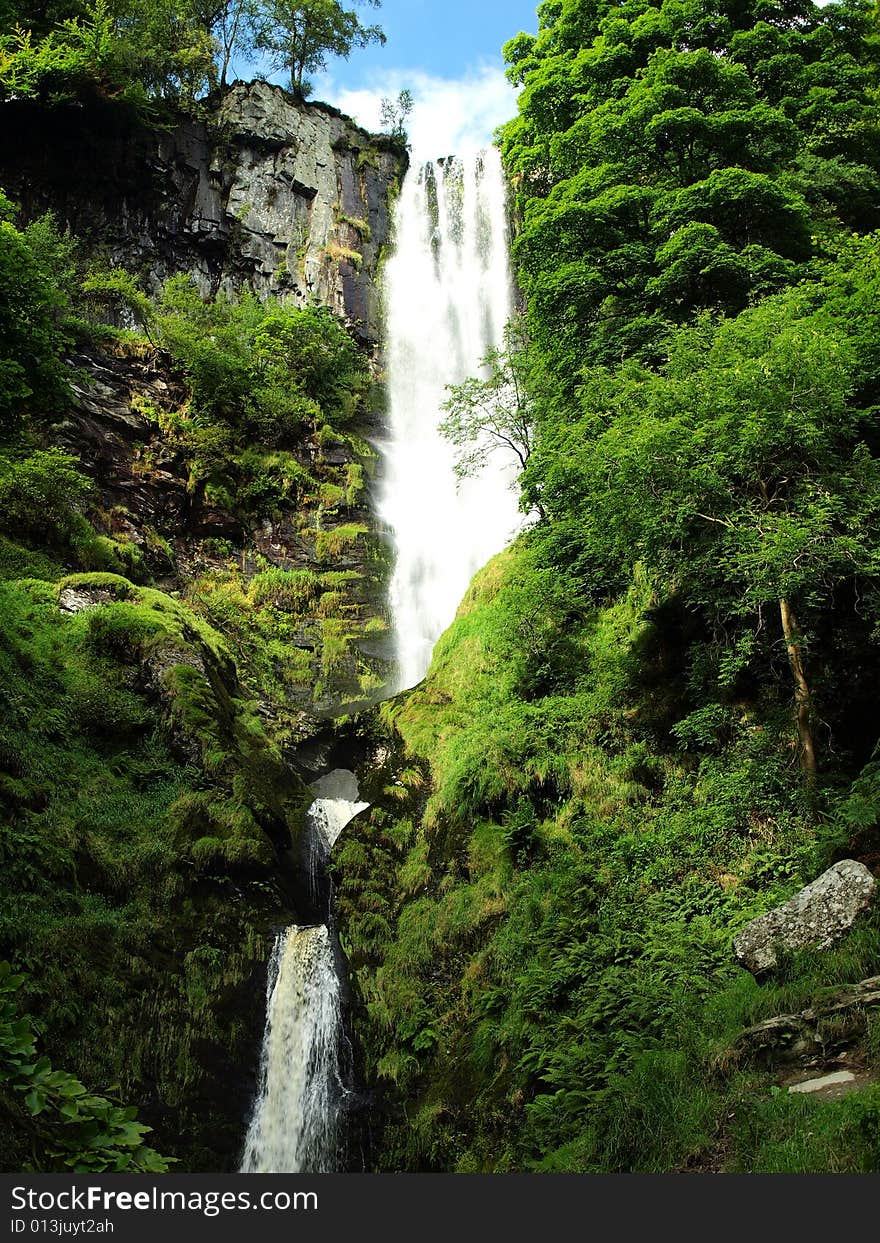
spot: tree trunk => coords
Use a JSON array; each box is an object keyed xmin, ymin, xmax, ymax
[{"xmin": 779, "ymin": 597, "xmax": 817, "ymax": 783}]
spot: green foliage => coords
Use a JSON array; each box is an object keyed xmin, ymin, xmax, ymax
[
  {"xmin": 439, "ymin": 315, "xmax": 537, "ymax": 482},
  {"xmin": 379, "ymin": 88, "xmax": 412, "ymax": 145},
  {"xmin": 0, "ymin": 449, "xmax": 90, "ymax": 544},
  {"xmin": 157, "ymin": 275, "xmax": 369, "ymax": 447},
  {"xmin": 338, "ymin": 541, "xmax": 880, "ymax": 1172},
  {"xmin": 81, "ymin": 267, "xmax": 156, "ymax": 340},
  {"xmin": 337, "ymin": 0, "xmax": 880, "ymax": 1176},
  {"xmin": 0, "ymin": 449, "xmax": 148, "ymax": 580},
  {"xmin": 0, "ymin": 962, "xmax": 169, "ymax": 1172},
  {"xmin": 502, "ymin": 0, "xmax": 880, "ymax": 375},
  {"xmin": 0, "ymin": 202, "xmax": 72, "ymax": 427},
  {"xmin": 254, "ymin": 0, "xmax": 386, "ymax": 99},
  {"xmin": 0, "ymin": 0, "xmax": 216, "ymax": 109},
  {"xmin": 0, "ymin": 566, "xmax": 305, "ymax": 1168}
]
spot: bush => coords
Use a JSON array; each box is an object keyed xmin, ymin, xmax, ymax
[
  {"xmin": 0, "ymin": 449, "xmax": 89, "ymax": 545},
  {"xmin": 0, "ymin": 961, "xmax": 170, "ymax": 1172},
  {"xmin": 157, "ymin": 275, "xmax": 369, "ymax": 441},
  {"xmin": 0, "ymin": 203, "xmax": 71, "ymax": 427}
]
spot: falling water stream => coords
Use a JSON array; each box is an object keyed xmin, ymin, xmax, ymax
[
  {"xmin": 242, "ymin": 149, "xmax": 519, "ymax": 1173},
  {"xmin": 379, "ymin": 148, "xmax": 522, "ymax": 690},
  {"xmin": 240, "ymin": 924, "xmax": 342, "ymax": 1173},
  {"xmin": 240, "ymin": 776, "xmax": 367, "ymax": 1174}
]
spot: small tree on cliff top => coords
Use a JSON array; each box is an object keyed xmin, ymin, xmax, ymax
[{"xmin": 255, "ymin": 0, "xmax": 384, "ymax": 99}]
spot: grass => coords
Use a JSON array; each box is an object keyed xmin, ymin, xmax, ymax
[{"xmin": 335, "ymin": 540, "xmax": 880, "ymax": 1173}]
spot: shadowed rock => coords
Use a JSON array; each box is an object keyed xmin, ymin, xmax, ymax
[{"xmin": 720, "ymin": 975, "xmax": 880, "ymax": 1070}]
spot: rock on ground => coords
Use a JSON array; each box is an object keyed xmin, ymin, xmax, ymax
[{"xmin": 733, "ymin": 859, "xmax": 876, "ymax": 974}]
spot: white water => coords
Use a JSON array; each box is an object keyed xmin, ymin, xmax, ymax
[
  {"xmin": 304, "ymin": 770, "xmax": 370, "ymax": 904},
  {"xmin": 309, "ymin": 769, "xmax": 370, "ymax": 851},
  {"xmin": 240, "ymin": 925, "xmax": 342, "ymax": 1173},
  {"xmin": 380, "ymin": 149, "xmax": 521, "ymax": 690},
  {"xmin": 241, "ymin": 774, "xmax": 368, "ymax": 1173}
]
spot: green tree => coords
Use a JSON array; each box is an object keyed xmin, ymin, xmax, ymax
[
  {"xmin": 502, "ymin": 0, "xmax": 880, "ymax": 378},
  {"xmin": 524, "ymin": 276, "xmax": 880, "ymax": 780},
  {"xmin": 193, "ymin": 0, "xmax": 259, "ymax": 87},
  {"xmin": 0, "ymin": 0, "xmax": 216, "ymax": 107},
  {"xmin": 254, "ymin": 0, "xmax": 384, "ymax": 99},
  {"xmin": 440, "ymin": 318, "xmax": 538, "ymax": 487},
  {"xmin": 380, "ymin": 87, "xmax": 412, "ymax": 144}
]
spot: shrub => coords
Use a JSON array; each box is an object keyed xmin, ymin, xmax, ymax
[{"xmin": 0, "ymin": 450, "xmax": 89, "ymax": 545}]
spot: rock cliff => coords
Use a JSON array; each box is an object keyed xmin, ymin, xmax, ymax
[
  {"xmin": 0, "ymin": 80, "xmax": 403, "ymax": 346},
  {"xmin": 0, "ymin": 82, "xmax": 407, "ymax": 732}
]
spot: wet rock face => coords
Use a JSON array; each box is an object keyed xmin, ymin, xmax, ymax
[
  {"xmin": 733, "ymin": 859, "xmax": 876, "ymax": 974},
  {"xmin": 0, "ymin": 82, "xmax": 405, "ymax": 346}
]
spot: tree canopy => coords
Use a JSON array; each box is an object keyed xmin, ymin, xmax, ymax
[
  {"xmin": 0, "ymin": 0, "xmax": 387, "ymax": 108},
  {"xmin": 253, "ymin": 0, "xmax": 385, "ymax": 98},
  {"xmin": 502, "ymin": 0, "xmax": 880, "ymax": 376}
]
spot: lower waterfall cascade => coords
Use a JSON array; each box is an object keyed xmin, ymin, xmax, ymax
[
  {"xmin": 379, "ymin": 147, "xmax": 523, "ymax": 691},
  {"xmin": 240, "ymin": 925, "xmax": 342, "ymax": 1174},
  {"xmin": 240, "ymin": 776, "xmax": 368, "ymax": 1174}
]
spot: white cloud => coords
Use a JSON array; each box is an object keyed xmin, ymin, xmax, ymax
[{"xmin": 319, "ymin": 63, "xmax": 517, "ymax": 158}]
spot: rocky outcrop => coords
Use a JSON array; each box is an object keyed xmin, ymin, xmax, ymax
[
  {"xmin": 0, "ymin": 81, "xmax": 406, "ymax": 346},
  {"xmin": 733, "ymin": 860, "xmax": 876, "ymax": 974},
  {"xmin": 718, "ymin": 976, "xmax": 880, "ymax": 1070},
  {"xmin": 1, "ymin": 85, "xmax": 403, "ymax": 726}
]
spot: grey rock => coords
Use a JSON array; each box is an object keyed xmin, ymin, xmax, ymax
[
  {"xmin": 58, "ymin": 586, "xmax": 115, "ymax": 614},
  {"xmin": 788, "ymin": 1070, "xmax": 856, "ymax": 1095},
  {"xmin": 0, "ymin": 82, "xmax": 405, "ymax": 347},
  {"xmin": 733, "ymin": 860, "xmax": 876, "ymax": 974},
  {"xmin": 144, "ymin": 642, "xmax": 209, "ymax": 690},
  {"xmin": 720, "ymin": 974, "xmax": 880, "ymax": 1070}
]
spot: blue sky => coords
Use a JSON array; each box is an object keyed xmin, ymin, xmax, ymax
[
  {"xmin": 257, "ymin": 1, "xmax": 541, "ymax": 156},
  {"xmin": 326, "ymin": 0, "xmax": 539, "ymax": 87}
]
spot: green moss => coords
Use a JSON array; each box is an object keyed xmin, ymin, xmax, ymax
[
  {"xmin": 314, "ymin": 523, "xmax": 368, "ymax": 562},
  {"xmin": 0, "ymin": 568, "xmax": 307, "ymax": 1170},
  {"xmin": 338, "ymin": 213, "xmax": 372, "ymax": 242},
  {"xmin": 322, "ymin": 243, "xmax": 363, "ymax": 272},
  {"xmin": 0, "ymin": 534, "xmax": 64, "ymax": 582}
]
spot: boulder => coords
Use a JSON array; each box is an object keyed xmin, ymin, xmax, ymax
[
  {"xmin": 733, "ymin": 859, "xmax": 876, "ymax": 974},
  {"xmin": 58, "ymin": 585, "xmax": 115, "ymax": 614}
]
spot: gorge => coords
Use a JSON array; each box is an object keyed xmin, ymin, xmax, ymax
[{"xmin": 239, "ymin": 146, "xmax": 522, "ymax": 1171}]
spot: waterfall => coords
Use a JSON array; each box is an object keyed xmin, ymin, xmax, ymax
[
  {"xmin": 304, "ymin": 770, "xmax": 370, "ymax": 906},
  {"xmin": 379, "ymin": 148, "xmax": 522, "ymax": 691},
  {"xmin": 309, "ymin": 769, "xmax": 370, "ymax": 852},
  {"xmin": 241, "ymin": 773, "xmax": 368, "ymax": 1174},
  {"xmin": 240, "ymin": 925, "xmax": 342, "ymax": 1173}
]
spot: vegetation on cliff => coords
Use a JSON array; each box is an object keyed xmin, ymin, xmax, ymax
[
  {"xmin": 0, "ymin": 0, "xmax": 388, "ymax": 111},
  {"xmin": 0, "ymin": 189, "xmax": 386, "ymax": 1168},
  {"xmin": 335, "ymin": 0, "xmax": 880, "ymax": 1173}
]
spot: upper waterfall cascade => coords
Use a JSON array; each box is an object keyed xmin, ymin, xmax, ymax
[{"xmin": 379, "ymin": 148, "xmax": 522, "ymax": 691}]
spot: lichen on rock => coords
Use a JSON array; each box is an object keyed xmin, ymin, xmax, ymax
[{"xmin": 733, "ymin": 859, "xmax": 877, "ymax": 974}]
